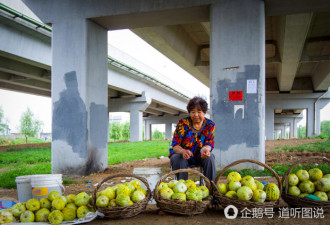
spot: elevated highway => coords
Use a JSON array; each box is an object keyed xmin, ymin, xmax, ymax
[
  {"xmin": 1, "ymin": 0, "xmax": 329, "ymax": 174},
  {"xmin": 0, "ymin": 3, "xmax": 190, "ymax": 142}
]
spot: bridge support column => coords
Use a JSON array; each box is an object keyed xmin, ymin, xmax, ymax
[
  {"xmin": 145, "ymin": 120, "xmax": 152, "ymax": 140},
  {"xmin": 210, "ymin": 0, "xmax": 265, "ymax": 169},
  {"xmin": 165, "ymin": 123, "xmax": 173, "ymax": 140},
  {"xmin": 108, "ymin": 94, "xmax": 150, "ymax": 142},
  {"xmin": 265, "ymin": 105, "xmax": 275, "ymax": 140},
  {"xmin": 130, "ymin": 110, "xmax": 143, "ymax": 142},
  {"xmin": 315, "ymin": 98, "xmax": 329, "ymax": 135},
  {"xmin": 51, "ymin": 19, "xmax": 108, "ymax": 175}
]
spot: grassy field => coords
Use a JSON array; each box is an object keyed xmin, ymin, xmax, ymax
[
  {"xmin": 108, "ymin": 141, "xmax": 169, "ymax": 164},
  {"xmin": 273, "ymin": 140, "xmax": 330, "ymax": 152},
  {"xmin": 0, "ymin": 141, "xmax": 170, "ymax": 188},
  {"xmin": 0, "ymin": 137, "xmax": 50, "ymax": 146},
  {"xmin": 0, "ymin": 140, "xmax": 329, "ymax": 189}
]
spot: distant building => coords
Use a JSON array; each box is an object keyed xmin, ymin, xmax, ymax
[
  {"xmin": 40, "ymin": 132, "xmax": 52, "ymax": 141},
  {"xmin": 109, "ymin": 114, "xmax": 122, "ymax": 123},
  {"xmin": 9, "ymin": 133, "xmax": 25, "ymax": 139}
]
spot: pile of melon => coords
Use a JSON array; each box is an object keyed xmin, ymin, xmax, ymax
[
  {"xmin": 285, "ymin": 168, "xmax": 330, "ymax": 201},
  {"xmin": 217, "ymin": 172, "xmax": 280, "ymax": 202}
]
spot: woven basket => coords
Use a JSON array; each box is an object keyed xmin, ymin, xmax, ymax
[
  {"xmin": 92, "ymin": 173, "xmax": 151, "ymax": 219},
  {"xmin": 281, "ymin": 156, "xmax": 330, "ymax": 212},
  {"xmin": 154, "ymin": 168, "xmax": 212, "ymax": 215},
  {"xmin": 212, "ymin": 159, "xmax": 282, "ymax": 211}
]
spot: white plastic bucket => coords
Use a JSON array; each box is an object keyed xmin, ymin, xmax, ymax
[
  {"xmin": 31, "ymin": 174, "xmax": 64, "ymax": 200},
  {"xmin": 15, "ymin": 175, "xmax": 36, "ymax": 203}
]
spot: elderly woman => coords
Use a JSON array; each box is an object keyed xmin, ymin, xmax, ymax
[{"xmin": 169, "ymin": 96, "xmax": 216, "ymax": 181}]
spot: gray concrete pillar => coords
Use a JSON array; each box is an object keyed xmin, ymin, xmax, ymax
[
  {"xmin": 315, "ymin": 99, "xmax": 329, "ymax": 135},
  {"xmin": 210, "ymin": 0, "xmax": 265, "ymax": 169},
  {"xmin": 288, "ymin": 119, "xmax": 294, "ymax": 138},
  {"xmin": 306, "ymin": 107, "xmax": 315, "ymax": 137},
  {"xmin": 293, "ymin": 117, "xmax": 303, "ymax": 138},
  {"xmin": 145, "ymin": 120, "xmax": 152, "ymax": 140},
  {"xmin": 274, "ymin": 125, "xmax": 284, "ymax": 139},
  {"xmin": 275, "ymin": 130, "xmax": 280, "ymax": 139},
  {"xmin": 265, "ymin": 106, "xmax": 274, "ymax": 140},
  {"xmin": 283, "ymin": 125, "xmax": 287, "ymax": 139},
  {"xmin": 52, "ymin": 19, "xmax": 108, "ymax": 175},
  {"xmin": 165, "ymin": 123, "xmax": 172, "ymax": 140},
  {"xmin": 130, "ymin": 110, "xmax": 143, "ymax": 142}
]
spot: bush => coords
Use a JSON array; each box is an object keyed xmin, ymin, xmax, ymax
[{"xmin": 152, "ymin": 129, "xmax": 165, "ymax": 140}]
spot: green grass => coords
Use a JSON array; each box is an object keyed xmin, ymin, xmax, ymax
[
  {"xmin": 272, "ymin": 140, "xmax": 330, "ymax": 153},
  {"xmin": 0, "ymin": 139, "xmax": 328, "ymax": 189},
  {"xmin": 62, "ymin": 177, "xmax": 79, "ymax": 184},
  {"xmin": 0, "ymin": 162, "xmax": 51, "ymax": 189},
  {"xmin": 108, "ymin": 140, "xmax": 169, "ymax": 164},
  {"xmin": 0, "ymin": 147, "xmax": 51, "ymax": 166},
  {"xmin": 0, "ymin": 140, "xmax": 170, "ymax": 188}
]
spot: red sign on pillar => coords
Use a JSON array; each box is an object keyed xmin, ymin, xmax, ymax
[{"xmin": 229, "ymin": 91, "xmax": 243, "ymax": 101}]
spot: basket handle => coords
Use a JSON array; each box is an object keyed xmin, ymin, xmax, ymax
[
  {"xmin": 92, "ymin": 173, "xmax": 151, "ymax": 208},
  {"xmin": 214, "ymin": 159, "xmax": 282, "ymax": 195},
  {"xmin": 282, "ymin": 156, "xmax": 330, "ymax": 195}
]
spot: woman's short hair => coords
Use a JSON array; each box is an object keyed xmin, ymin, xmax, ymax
[{"xmin": 187, "ymin": 96, "xmax": 208, "ymax": 113}]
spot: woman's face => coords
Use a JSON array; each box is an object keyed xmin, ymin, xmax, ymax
[{"xmin": 190, "ymin": 107, "xmax": 205, "ymax": 123}]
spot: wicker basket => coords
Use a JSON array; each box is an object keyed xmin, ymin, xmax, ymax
[
  {"xmin": 92, "ymin": 173, "xmax": 151, "ymax": 219},
  {"xmin": 154, "ymin": 168, "xmax": 212, "ymax": 215},
  {"xmin": 281, "ymin": 156, "xmax": 330, "ymax": 212},
  {"xmin": 212, "ymin": 159, "xmax": 282, "ymax": 211}
]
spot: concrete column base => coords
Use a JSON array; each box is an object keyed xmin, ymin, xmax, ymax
[{"xmin": 51, "ymin": 19, "xmax": 108, "ymax": 175}]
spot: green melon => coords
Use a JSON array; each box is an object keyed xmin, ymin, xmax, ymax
[{"xmin": 264, "ymin": 183, "xmax": 280, "ymax": 201}]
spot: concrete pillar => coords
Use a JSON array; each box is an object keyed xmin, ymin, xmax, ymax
[
  {"xmin": 130, "ymin": 110, "xmax": 143, "ymax": 142},
  {"xmin": 274, "ymin": 125, "xmax": 285, "ymax": 139},
  {"xmin": 265, "ymin": 106, "xmax": 274, "ymax": 140},
  {"xmin": 283, "ymin": 125, "xmax": 287, "ymax": 139},
  {"xmin": 143, "ymin": 115, "xmax": 184, "ymax": 141},
  {"xmin": 145, "ymin": 120, "xmax": 152, "ymax": 140},
  {"xmin": 210, "ymin": 0, "xmax": 265, "ymax": 169},
  {"xmin": 165, "ymin": 123, "xmax": 172, "ymax": 140},
  {"xmin": 52, "ymin": 19, "xmax": 108, "ymax": 175},
  {"xmin": 289, "ymin": 119, "xmax": 294, "ymax": 138},
  {"xmin": 315, "ymin": 99, "xmax": 329, "ymax": 135},
  {"xmin": 275, "ymin": 130, "xmax": 280, "ymax": 139},
  {"xmin": 292, "ymin": 118, "xmax": 299, "ymax": 138},
  {"xmin": 108, "ymin": 94, "xmax": 150, "ymax": 142},
  {"xmin": 293, "ymin": 117, "xmax": 303, "ymax": 138},
  {"xmin": 306, "ymin": 107, "xmax": 314, "ymax": 137}
]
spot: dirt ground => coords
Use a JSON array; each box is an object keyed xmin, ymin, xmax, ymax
[{"xmin": 1, "ymin": 139, "xmax": 329, "ymax": 224}]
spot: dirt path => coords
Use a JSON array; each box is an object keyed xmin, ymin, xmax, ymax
[
  {"xmin": 0, "ymin": 139, "xmax": 329, "ymax": 224},
  {"xmin": 0, "ymin": 143, "xmax": 51, "ymax": 151}
]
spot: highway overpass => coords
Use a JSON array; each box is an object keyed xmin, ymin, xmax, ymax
[{"xmin": 1, "ymin": 0, "xmax": 329, "ymax": 175}]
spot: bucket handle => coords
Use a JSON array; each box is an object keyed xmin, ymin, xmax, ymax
[{"xmin": 56, "ymin": 181, "xmax": 66, "ymax": 195}]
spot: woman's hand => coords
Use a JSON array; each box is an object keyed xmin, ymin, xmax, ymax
[
  {"xmin": 182, "ymin": 149, "xmax": 193, "ymax": 160},
  {"xmin": 201, "ymin": 146, "xmax": 211, "ymax": 159},
  {"xmin": 173, "ymin": 145, "xmax": 193, "ymax": 160}
]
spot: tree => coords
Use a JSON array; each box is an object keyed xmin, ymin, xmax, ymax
[
  {"xmin": 321, "ymin": 120, "xmax": 330, "ymax": 137},
  {"xmin": 0, "ymin": 106, "xmax": 9, "ymax": 135},
  {"xmin": 152, "ymin": 129, "xmax": 165, "ymax": 140},
  {"xmin": 122, "ymin": 122, "xmax": 130, "ymax": 140},
  {"xmin": 19, "ymin": 108, "xmax": 43, "ymax": 143},
  {"xmin": 109, "ymin": 122, "xmax": 122, "ymax": 141},
  {"xmin": 297, "ymin": 125, "xmax": 306, "ymax": 138}
]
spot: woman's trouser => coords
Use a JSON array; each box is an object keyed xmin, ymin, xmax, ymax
[{"xmin": 170, "ymin": 153, "xmax": 216, "ymax": 181}]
